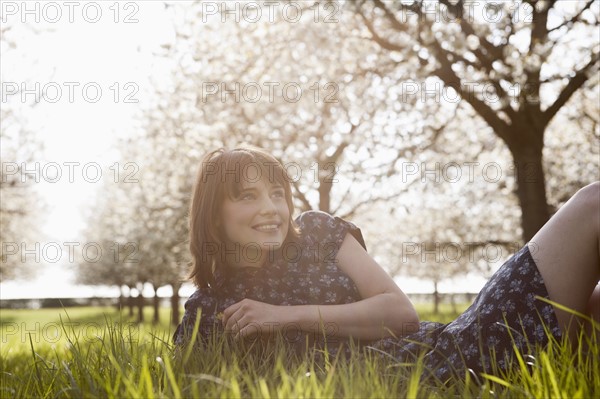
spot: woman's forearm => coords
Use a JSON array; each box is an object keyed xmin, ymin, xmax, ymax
[{"xmin": 284, "ymin": 292, "xmax": 420, "ymax": 341}]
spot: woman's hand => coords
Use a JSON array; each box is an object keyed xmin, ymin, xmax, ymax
[{"xmin": 222, "ymin": 299, "xmax": 286, "ymax": 339}]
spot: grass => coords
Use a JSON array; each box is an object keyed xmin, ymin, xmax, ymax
[{"xmin": 0, "ymin": 305, "xmax": 598, "ymax": 398}]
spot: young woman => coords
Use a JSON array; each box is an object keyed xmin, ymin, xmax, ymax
[{"xmin": 174, "ymin": 146, "xmax": 599, "ymax": 382}]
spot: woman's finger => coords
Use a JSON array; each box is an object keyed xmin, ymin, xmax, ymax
[
  {"xmin": 221, "ymin": 304, "xmax": 236, "ymax": 326},
  {"xmin": 222, "ymin": 300, "xmax": 245, "ymax": 326},
  {"xmin": 224, "ymin": 310, "xmax": 242, "ymax": 332},
  {"xmin": 237, "ymin": 319, "xmax": 261, "ymax": 339}
]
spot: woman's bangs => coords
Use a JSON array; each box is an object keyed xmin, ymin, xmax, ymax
[
  {"xmin": 222, "ymin": 149, "xmax": 290, "ymax": 198},
  {"xmin": 221, "ymin": 150, "xmax": 254, "ymax": 199}
]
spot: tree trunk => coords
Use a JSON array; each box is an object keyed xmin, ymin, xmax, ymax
[
  {"xmin": 153, "ymin": 286, "xmax": 160, "ymax": 325},
  {"xmin": 171, "ymin": 281, "xmax": 181, "ymax": 326},
  {"xmin": 511, "ymin": 145, "xmax": 550, "ymax": 242},
  {"xmin": 128, "ymin": 287, "xmax": 135, "ymax": 317},
  {"xmin": 433, "ymin": 280, "xmax": 440, "ymax": 315},
  {"xmin": 318, "ymin": 178, "xmax": 332, "ymax": 213},
  {"xmin": 136, "ymin": 285, "xmax": 145, "ymax": 323},
  {"xmin": 117, "ymin": 285, "xmax": 125, "ymax": 311}
]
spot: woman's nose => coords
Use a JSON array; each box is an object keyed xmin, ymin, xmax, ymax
[{"xmin": 259, "ymin": 194, "xmax": 277, "ymax": 214}]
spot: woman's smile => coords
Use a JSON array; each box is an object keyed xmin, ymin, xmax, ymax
[{"xmin": 253, "ymin": 222, "xmax": 282, "ymax": 232}]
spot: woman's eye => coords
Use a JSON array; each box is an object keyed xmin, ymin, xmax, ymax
[
  {"xmin": 240, "ymin": 193, "xmax": 255, "ymax": 200},
  {"xmin": 272, "ymin": 190, "xmax": 285, "ymax": 198}
]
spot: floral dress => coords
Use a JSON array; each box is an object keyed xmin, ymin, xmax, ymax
[{"xmin": 174, "ymin": 211, "xmax": 562, "ymax": 382}]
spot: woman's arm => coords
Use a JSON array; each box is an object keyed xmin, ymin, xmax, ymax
[{"xmin": 222, "ymin": 232, "xmax": 420, "ymax": 341}]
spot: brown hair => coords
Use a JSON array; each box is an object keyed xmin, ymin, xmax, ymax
[{"xmin": 188, "ymin": 146, "xmax": 299, "ymax": 288}]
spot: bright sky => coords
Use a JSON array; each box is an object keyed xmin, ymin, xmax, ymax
[{"xmin": 0, "ymin": 1, "xmax": 183, "ymax": 299}]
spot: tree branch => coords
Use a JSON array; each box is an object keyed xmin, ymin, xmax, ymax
[
  {"xmin": 427, "ymin": 36, "xmax": 513, "ymax": 140},
  {"xmin": 548, "ymin": 0, "xmax": 596, "ymax": 33},
  {"xmin": 356, "ymin": 5, "xmax": 406, "ymax": 53},
  {"xmin": 542, "ymin": 54, "xmax": 599, "ymax": 126}
]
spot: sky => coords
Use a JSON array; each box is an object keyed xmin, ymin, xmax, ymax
[{"xmin": 1, "ymin": 1, "xmax": 178, "ymax": 299}]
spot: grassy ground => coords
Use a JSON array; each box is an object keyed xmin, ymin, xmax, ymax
[{"xmin": 1, "ymin": 305, "xmax": 597, "ymax": 398}]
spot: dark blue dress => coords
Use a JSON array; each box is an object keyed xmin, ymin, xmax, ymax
[{"xmin": 174, "ymin": 211, "xmax": 561, "ymax": 381}]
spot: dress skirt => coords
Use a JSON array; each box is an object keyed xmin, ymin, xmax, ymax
[{"xmin": 369, "ymin": 244, "xmax": 563, "ymax": 382}]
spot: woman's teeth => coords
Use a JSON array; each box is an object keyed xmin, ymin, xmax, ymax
[{"xmin": 254, "ymin": 224, "xmax": 278, "ymax": 232}]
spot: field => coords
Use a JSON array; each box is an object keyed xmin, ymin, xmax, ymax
[{"xmin": 1, "ymin": 304, "xmax": 598, "ymax": 398}]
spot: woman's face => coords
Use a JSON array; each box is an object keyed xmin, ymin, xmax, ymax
[{"xmin": 220, "ymin": 177, "xmax": 290, "ymax": 267}]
